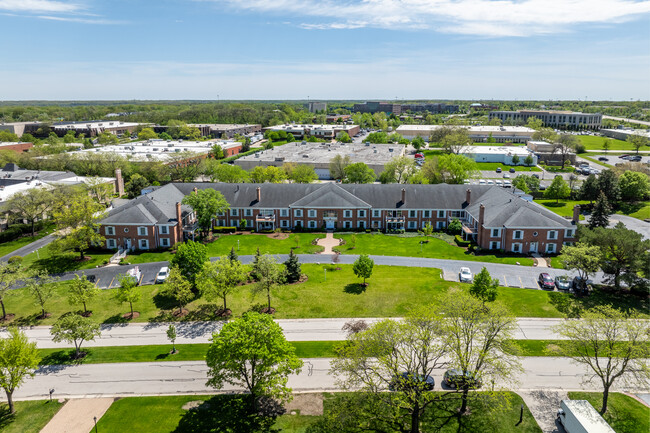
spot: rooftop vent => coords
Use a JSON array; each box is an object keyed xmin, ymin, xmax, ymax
[{"xmin": 302, "ymin": 154, "xmax": 309, "ymax": 158}]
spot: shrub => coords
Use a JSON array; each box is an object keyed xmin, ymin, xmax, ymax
[
  {"xmin": 0, "ymin": 227, "xmax": 22, "ymax": 243},
  {"xmin": 214, "ymin": 226, "xmax": 236, "ymax": 233},
  {"xmin": 455, "ymin": 235, "xmax": 471, "ymax": 247}
]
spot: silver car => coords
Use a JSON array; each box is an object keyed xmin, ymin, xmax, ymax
[
  {"xmin": 155, "ymin": 266, "xmax": 169, "ymax": 284},
  {"xmin": 459, "ymin": 267, "xmax": 473, "ymax": 283}
]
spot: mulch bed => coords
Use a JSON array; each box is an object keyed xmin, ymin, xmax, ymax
[
  {"xmin": 287, "ymin": 274, "xmax": 309, "ymax": 285},
  {"xmin": 215, "ymin": 308, "xmax": 232, "ymax": 318},
  {"xmin": 172, "ymin": 308, "xmax": 189, "ymax": 318},
  {"xmin": 81, "ymin": 311, "xmax": 93, "ymax": 317},
  {"xmin": 122, "ymin": 311, "xmax": 140, "ymax": 320},
  {"xmin": 260, "ymin": 307, "xmax": 276, "ymax": 315},
  {"xmin": 0, "ymin": 314, "xmax": 15, "ymax": 323}
]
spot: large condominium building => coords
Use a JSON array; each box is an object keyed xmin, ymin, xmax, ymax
[
  {"xmin": 306, "ymin": 101, "xmax": 328, "ymax": 113},
  {"xmin": 99, "ymin": 182, "xmax": 578, "ymax": 255},
  {"xmin": 488, "ymin": 110, "xmax": 602, "ymax": 130},
  {"xmin": 396, "ymin": 125, "xmax": 535, "ymax": 143}
]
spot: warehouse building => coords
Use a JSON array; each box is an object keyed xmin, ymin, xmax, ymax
[
  {"xmin": 235, "ymin": 141, "xmax": 404, "ymax": 179},
  {"xmin": 488, "ymin": 110, "xmax": 602, "ymax": 130},
  {"xmin": 396, "ymin": 125, "xmax": 535, "ymax": 143},
  {"xmin": 600, "ymin": 128, "xmax": 650, "ymax": 141},
  {"xmin": 263, "ymin": 124, "xmax": 360, "ymax": 140},
  {"xmin": 463, "ymin": 146, "xmax": 537, "ymax": 165},
  {"xmin": 52, "ymin": 120, "xmax": 141, "ymax": 137}
]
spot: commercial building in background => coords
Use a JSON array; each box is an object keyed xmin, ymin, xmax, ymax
[
  {"xmin": 396, "ymin": 125, "xmax": 535, "ymax": 143},
  {"xmin": 61, "ymin": 139, "xmax": 241, "ymax": 163},
  {"xmin": 0, "ymin": 121, "xmax": 44, "ymax": 137},
  {"xmin": 0, "ymin": 142, "xmax": 33, "ymax": 153},
  {"xmin": 263, "ymin": 124, "xmax": 360, "ymax": 140},
  {"xmin": 488, "ymin": 110, "xmax": 602, "ymax": 130},
  {"xmin": 326, "ymin": 114, "xmax": 352, "ymax": 124},
  {"xmin": 152, "ymin": 124, "xmax": 261, "ymax": 139},
  {"xmin": 600, "ymin": 128, "xmax": 650, "ymax": 141},
  {"xmin": 527, "ymin": 141, "xmax": 576, "ymax": 166},
  {"xmin": 306, "ymin": 101, "xmax": 327, "ymax": 113},
  {"xmin": 52, "ymin": 120, "xmax": 141, "ymax": 137},
  {"xmin": 463, "ymin": 146, "xmax": 537, "ymax": 166},
  {"xmin": 401, "ymin": 103, "xmax": 459, "ymax": 114},
  {"xmin": 99, "ymin": 182, "xmax": 577, "ymax": 254},
  {"xmin": 235, "ymin": 141, "xmax": 403, "ymax": 179},
  {"xmin": 352, "ymin": 102, "xmax": 402, "ymax": 115}
]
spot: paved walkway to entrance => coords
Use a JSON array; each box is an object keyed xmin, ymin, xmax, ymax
[
  {"xmin": 40, "ymin": 398, "xmax": 114, "ymax": 433},
  {"xmin": 532, "ymin": 253, "xmax": 549, "ymax": 268},
  {"xmin": 316, "ymin": 232, "xmax": 341, "ymax": 254},
  {"xmin": 520, "ymin": 390, "xmax": 568, "ymax": 433}
]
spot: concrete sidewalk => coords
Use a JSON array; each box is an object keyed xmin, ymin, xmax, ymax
[{"xmin": 40, "ymin": 398, "xmax": 114, "ymax": 433}]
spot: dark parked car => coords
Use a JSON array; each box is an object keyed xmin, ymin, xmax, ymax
[
  {"xmin": 389, "ymin": 372, "xmax": 435, "ymax": 391},
  {"xmin": 509, "ymin": 167, "xmax": 516, "ymax": 173},
  {"xmin": 619, "ymin": 154, "xmax": 630, "ymax": 159},
  {"xmin": 554, "ymin": 275, "xmax": 572, "ymax": 291},
  {"xmin": 532, "ymin": 174, "xmax": 540, "ymax": 179},
  {"xmin": 572, "ymin": 276, "xmax": 592, "ymax": 293},
  {"xmin": 496, "ymin": 167, "xmax": 502, "ymax": 173},
  {"xmin": 86, "ymin": 274, "xmax": 97, "ymax": 283},
  {"xmin": 538, "ymin": 273, "xmax": 555, "ymax": 290},
  {"xmin": 628, "ymin": 155, "xmax": 642, "ymax": 162},
  {"xmin": 598, "ymin": 157, "xmax": 609, "ymax": 162},
  {"xmin": 443, "ymin": 369, "xmax": 481, "ymax": 389}
]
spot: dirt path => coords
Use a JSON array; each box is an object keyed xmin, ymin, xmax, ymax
[
  {"xmin": 40, "ymin": 398, "xmax": 114, "ymax": 433},
  {"xmin": 519, "ymin": 390, "xmax": 568, "ymax": 433},
  {"xmin": 316, "ymin": 232, "xmax": 340, "ymax": 254}
]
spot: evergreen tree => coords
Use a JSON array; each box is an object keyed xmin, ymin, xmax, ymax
[
  {"xmin": 250, "ymin": 247, "xmax": 262, "ymax": 281},
  {"xmin": 589, "ymin": 192, "xmax": 611, "ymax": 229},
  {"xmin": 228, "ymin": 247, "xmax": 238, "ymax": 263},
  {"xmin": 579, "ymin": 174, "xmax": 600, "ymax": 203},
  {"xmin": 596, "ymin": 170, "xmax": 620, "ymax": 203},
  {"xmin": 284, "ymin": 250, "xmax": 301, "ymax": 283}
]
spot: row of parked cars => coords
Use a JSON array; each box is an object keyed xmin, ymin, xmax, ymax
[
  {"xmin": 538, "ymin": 273, "xmax": 591, "ymax": 292},
  {"xmin": 389, "ymin": 369, "xmax": 481, "ymax": 392}
]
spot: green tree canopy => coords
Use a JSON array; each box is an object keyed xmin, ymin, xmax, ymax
[
  {"xmin": 250, "ymin": 254, "xmax": 284, "ymax": 312},
  {"xmin": 544, "ymin": 176, "xmax": 571, "ymax": 203},
  {"xmin": 161, "ymin": 266, "xmax": 194, "ymax": 315},
  {"xmin": 50, "ymin": 193, "xmax": 106, "ymax": 260},
  {"xmin": 50, "ymin": 314, "xmax": 101, "ymax": 358},
  {"xmin": 137, "ymin": 128, "xmax": 158, "ymax": 140},
  {"xmin": 589, "ymin": 192, "xmax": 611, "ymax": 229},
  {"xmin": 343, "ymin": 162, "xmax": 376, "ymax": 184},
  {"xmin": 353, "ymin": 254, "xmax": 374, "ymax": 286},
  {"xmin": 329, "ymin": 154, "xmax": 351, "ymax": 180},
  {"xmin": 619, "ymin": 171, "xmax": 650, "ymax": 201},
  {"xmin": 469, "ymin": 267, "xmax": 499, "ymax": 305},
  {"xmin": 67, "ymin": 273, "xmax": 101, "ymax": 315},
  {"xmin": 0, "ymin": 328, "xmax": 40, "ymax": 414},
  {"xmin": 182, "ymin": 188, "xmax": 230, "ymax": 235},
  {"xmin": 169, "ymin": 240, "xmax": 208, "ymax": 286},
  {"xmin": 559, "ymin": 243, "xmax": 601, "ymax": 289},
  {"xmin": 124, "ymin": 173, "xmax": 149, "ymax": 199},
  {"xmin": 4, "ymin": 188, "xmax": 54, "ymax": 236},
  {"xmin": 115, "ymin": 274, "xmax": 141, "ymax": 319},
  {"xmin": 197, "ymin": 257, "xmax": 247, "ymax": 313}
]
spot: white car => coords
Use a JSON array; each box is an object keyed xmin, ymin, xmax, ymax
[
  {"xmin": 486, "ymin": 180, "xmax": 494, "ymax": 185},
  {"xmin": 503, "ymin": 180, "xmax": 512, "ymax": 188},
  {"xmin": 503, "ymin": 173, "xmax": 511, "ymax": 179},
  {"xmin": 479, "ymin": 179, "xmax": 486, "ymax": 185},
  {"xmin": 459, "ymin": 267, "xmax": 473, "ymax": 283},
  {"xmin": 155, "ymin": 266, "xmax": 169, "ymax": 284}
]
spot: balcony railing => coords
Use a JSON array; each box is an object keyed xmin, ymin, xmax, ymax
[{"xmin": 256, "ymin": 214, "xmax": 276, "ymax": 222}]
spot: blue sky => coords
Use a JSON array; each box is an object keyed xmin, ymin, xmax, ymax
[{"xmin": 1, "ymin": 0, "xmax": 649, "ymax": 100}]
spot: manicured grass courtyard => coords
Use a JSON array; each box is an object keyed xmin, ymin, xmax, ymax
[
  {"xmin": 616, "ymin": 201, "xmax": 650, "ymax": 220},
  {"xmin": 21, "ymin": 248, "xmax": 113, "ymax": 273},
  {"xmin": 0, "ymin": 227, "xmax": 53, "ymax": 259},
  {"xmin": 536, "ymin": 199, "xmax": 589, "ymax": 220},
  {"xmin": 0, "ymin": 400, "xmax": 64, "ymax": 433},
  {"xmin": 567, "ymin": 392, "xmax": 649, "ymax": 433},
  {"xmin": 333, "ymin": 233, "xmax": 535, "ymax": 266},
  {"xmin": 578, "ymin": 135, "xmax": 649, "ymax": 151},
  {"xmin": 126, "ymin": 233, "xmax": 325, "ymax": 264}
]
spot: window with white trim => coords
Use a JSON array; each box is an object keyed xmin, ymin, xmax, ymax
[
  {"xmin": 308, "ymin": 209, "xmax": 316, "ymax": 218},
  {"xmin": 344, "ymin": 221, "xmax": 351, "ymax": 229},
  {"xmin": 565, "ymin": 229, "xmax": 574, "ymax": 238},
  {"xmin": 438, "ymin": 210, "xmax": 445, "ymax": 218},
  {"xmin": 245, "ymin": 209, "xmax": 252, "ymax": 217},
  {"xmin": 344, "ymin": 210, "xmax": 352, "ymax": 218},
  {"xmin": 159, "ymin": 226, "xmax": 168, "ymax": 235},
  {"xmin": 230, "ymin": 208, "xmax": 238, "ymax": 216},
  {"xmin": 408, "ymin": 221, "xmax": 416, "ymax": 229},
  {"xmin": 409, "ymin": 210, "xmax": 417, "ymax": 218},
  {"xmin": 247, "ymin": 219, "xmax": 252, "ymax": 227},
  {"xmin": 512, "ymin": 243, "xmax": 521, "ymax": 253},
  {"xmin": 106, "ymin": 226, "xmax": 115, "ymax": 236},
  {"xmin": 358, "ymin": 221, "xmax": 366, "ymax": 228},
  {"xmin": 513, "ymin": 230, "xmax": 523, "ymax": 240},
  {"xmin": 294, "ymin": 209, "xmax": 303, "ymax": 217},
  {"xmin": 139, "ymin": 239, "xmax": 149, "ymax": 249},
  {"xmin": 373, "ymin": 209, "xmax": 380, "ymax": 217},
  {"xmin": 160, "ymin": 238, "xmax": 170, "ymax": 247},
  {"xmin": 280, "ymin": 209, "xmax": 288, "ymax": 217},
  {"xmin": 548, "ymin": 230, "xmax": 557, "ymax": 240},
  {"xmin": 138, "ymin": 226, "xmax": 148, "ymax": 236},
  {"xmin": 358, "ymin": 210, "xmax": 366, "ymax": 218},
  {"xmin": 308, "ymin": 220, "xmax": 316, "ymax": 229},
  {"xmin": 490, "ymin": 241, "xmax": 500, "ymax": 250},
  {"xmin": 106, "ymin": 239, "xmax": 116, "ymax": 249},
  {"xmin": 546, "ymin": 243, "xmax": 556, "ymax": 253},
  {"xmin": 423, "ymin": 210, "xmax": 430, "ymax": 218},
  {"xmin": 281, "ymin": 220, "xmax": 289, "ymax": 228},
  {"xmin": 491, "ymin": 228, "xmax": 500, "ymax": 237},
  {"xmin": 436, "ymin": 221, "xmax": 445, "ymax": 229}
]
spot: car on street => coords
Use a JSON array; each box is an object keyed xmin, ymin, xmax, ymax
[
  {"xmin": 155, "ymin": 266, "xmax": 169, "ymax": 284},
  {"xmin": 628, "ymin": 155, "xmax": 642, "ymax": 162},
  {"xmin": 538, "ymin": 273, "xmax": 555, "ymax": 290},
  {"xmin": 414, "ymin": 153, "xmax": 424, "ymax": 159},
  {"xmin": 479, "ymin": 179, "xmax": 486, "ymax": 185},
  {"xmin": 503, "ymin": 180, "xmax": 512, "ymax": 188},
  {"xmin": 459, "ymin": 267, "xmax": 473, "ymax": 283},
  {"xmin": 598, "ymin": 157, "xmax": 609, "ymax": 162},
  {"xmin": 389, "ymin": 372, "xmax": 435, "ymax": 391},
  {"xmin": 509, "ymin": 167, "xmax": 516, "ymax": 173},
  {"xmin": 554, "ymin": 275, "xmax": 572, "ymax": 291},
  {"xmin": 487, "ymin": 180, "xmax": 494, "ymax": 185},
  {"xmin": 618, "ymin": 154, "xmax": 630, "ymax": 159},
  {"xmin": 496, "ymin": 167, "xmax": 502, "ymax": 173},
  {"xmin": 503, "ymin": 173, "xmax": 510, "ymax": 179},
  {"xmin": 443, "ymin": 369, "xmax": 482, "ymax": 389}
]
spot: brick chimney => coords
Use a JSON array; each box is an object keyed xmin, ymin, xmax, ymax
[
  {"xmin": 466, "ymin": 188, "xmax": 471, "ymax": 205},
  {"xmin": 573, "ymin": 205, "xmax": 581, "ymax": 224},
  {"xmin": 114, "ymin": 169, "xmax": 124, "ymax": 196},
  {"xmin": 256, "ymin": 187, "xmax": 261, "ymax": 202},
  {"xmin": 176, "ymin": 202, "xmax": 183, "ymax": 231},
  {"xmin": 477, "ymin": 203, "xmax": 486, "ymax": 246},
  {"xmin": 401, "ymin": 188, "xmax": 406, "ymax": 204}
]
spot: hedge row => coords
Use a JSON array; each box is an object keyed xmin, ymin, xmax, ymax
[{"xmin": 0, "ymin": 222, "xmax": 47, "ymax": 243}]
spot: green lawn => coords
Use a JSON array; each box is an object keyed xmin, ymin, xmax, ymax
[
  {"xmin": 95, "ymin": 395, "xmax": 317, "ymax": 433},
  {"xmin": 334, "ymin": 233, "xmax": 535, "ymax": 266},
  {"xmin": 536, "ymin": 199, "xmax": 589, "ymax": 220},
  {"xmin": 0, "ymin": 400, "xmax": 64, "ymax": 433},
  {"xmin": 616, "ymin": 201, "xmax": 650, "ymax": 220},
  {"xmin": 578, "ymin": 135, "xmax": 649, "ymax": 151},
  {"xmin": 4, "ymin": 264, "xmax": 648, "ymax": 326},
  {"xmin": 475, "ymin": 162, "xmax": 542, "ymax": 172},
  {"xmin": 567, "ymin": 392, "xmax": 649, "ymax": 433},
  {"xmin": 21, "ymin": 248, "xmax": 113, "ymax": 273},
  {"xmin": 0, "ymin": 227, "xmax": 54, "ymax": 258},
  {"xmin": 126, "ymin": 233, "xmax": 325, "ymax": 264},
  {"xmin": 38, "ymin": 341, "xmax": 340, "ymax": 365}
]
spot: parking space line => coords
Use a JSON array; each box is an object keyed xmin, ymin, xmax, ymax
[
  {"xmin": 502, "ymin": 275, "xmax": 508, "ymax": 286},
  {"xmin": 108, "ymin": 276, "xmax": 115, "ymax": 289},
  {"xmin": 518, "ymin": 276, "xmax": 524, "ymax": 288}
]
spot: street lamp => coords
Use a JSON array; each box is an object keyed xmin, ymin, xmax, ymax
[
  {"xmin": 93, "ymin": 416, "xmax": 98, "ymax": 433},
  {"xmin": 49, "ymin": 388, "xmax": 54, "ymax": 402}
]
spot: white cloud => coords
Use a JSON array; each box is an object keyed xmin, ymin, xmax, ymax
[
  {"xmin": 0, "ymin": 0, "xmax": 80, "ymax": 13},
  {"xmin": 210, "ymin": 0, "xmax": 650, "ymax": 36},
  {"xmin": 36, "ymin": 15, "xmax": 124, "ymax": 24}
]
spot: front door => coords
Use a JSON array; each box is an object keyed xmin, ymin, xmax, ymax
[
  {"xmin": 530, "ymin": 242, "xmax": 538, "ymax": 253},
  {"xmin": 325, "ymin": 220, "xmax": 335, "ymax": 229},
  {"xmin": 124, "ymin": 238, "xmax": 132, "ymax": 250}
]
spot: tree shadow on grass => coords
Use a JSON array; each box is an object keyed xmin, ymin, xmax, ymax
[
  {"xmin": 172, "ymin": 395, "xmax": 282, "ymax": 433},
  {"xmin": 616, "ymin": 201, "xmax": 645, "ymax": 216},
  {"xmin": 0, "ymin": 405, "xmax": 14, "ymax": 430},
  {"xmin": 102, "ymin": 314, "xmax": 130, "ymax": 325},
  {"xmin": 12, "ymin": 313, "xmax": 43, "ymax": 327},
  {"xmin": 153, "ymin": 292, "xmax": 182, "ymax": 310},
  {"xmin": 344, "ymin": 283, "xmax": 367, "ymax": 295}
]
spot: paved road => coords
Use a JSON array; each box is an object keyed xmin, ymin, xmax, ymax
[
  {"xmin": 0, "ymin": 234, "xmax": 56, "ymax": 262},
  {"xmin": 602, "ymin": 115, "xmax": 650, "ymax": 127},
  {"xmin": 57, "ymin": 254, "xmax": 604, "ymax": 291},
  {"xmin": 1, "ymin": 318, "xmax": 568, "ymax": 349},
  {"xmin": 9, "ymin": 357, "xmax": 644, "ymax": 401}
]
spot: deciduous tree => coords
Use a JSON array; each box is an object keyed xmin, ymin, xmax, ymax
[
  {"xmin": 197, "ymin": 257, "xmax": 246, "ymax": 313},
  {"xmin": 353, "ymin": 254, "xmax": 374, "ymax": 286},
  {"xmin": 343, "ymin": 162, "xmax": 376, "ymax": 184},
  {"xmin": 619, "ymin": 170, "xmax": 650, "ymax": 201},
  {"xmin": 437, "ymin": 154, "xmax": 478, "ymax": 184},
  {"xmin": 50, "ymin": 314, "xmax": 101, "ymax": 359},
  {"xmin": 441, "ymin": 129, "xmax": 472, "ymax": 154},
  {"xmin": 329, "ymin": 154, "xmax": 351, "ymax": 180},
  {"xmin": 161, "ymin": 266, "xmax": 194, "ymax": 315},
  {"xmin": 0, "ymin": 328, "xmax": 40, "ymax": 413},
  {"xmin": 544, "ymin": 176, "xmax": 570, "ymax": 203},
  {"xmin": 169, "ymin": 240, "xmax": 208, "ymax": 287},
  {"xmin": 4, "ymin": 188, "xmax": 54, "ymax": 236},
  {"xmin": 67, "ymin": 273, "xmax": 101, "ymax": 315},
  {"xmin": 115, "ymin": 274, "xmax": 141, "ymax": 319},
  {"xmin": 0, "ymin": 260, "xmax": 25, "ymax": 321},
  {"xmin": 182, "ymin": 188, "xmax": 230, "ymax": 236},
  {"xmin": 50, "ymin": 194, "xmax": 105, "ymax": 260},
  {"xmin": 627, "ymin": 134, "xmax": 648, "ymax": 154},
  {"xmin": 559, "ymin": 243, "xmax": 601, "ymax": 290},
  {"xmin": 469, "ymin": 267, "xmax": 499, "ymax": 305},
  {"xmin": 124, "ymin": 173, "xmax": 149, "ymax": 199},
  {"xmin": 25, "ymin": 271, "xmax": 58, "ymax": 319},
  {"xmin": 250, "ymin": 254, "xmax": 283, "ymax": 313}
]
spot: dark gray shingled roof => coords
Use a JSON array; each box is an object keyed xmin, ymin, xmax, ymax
[{"xmin": 100, "ymin": 182, "xmax": 574, "ymax": 230}]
